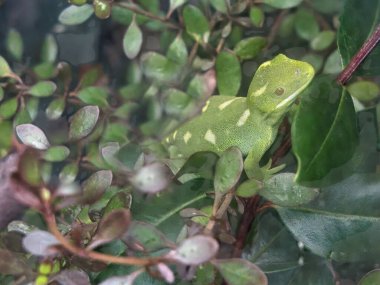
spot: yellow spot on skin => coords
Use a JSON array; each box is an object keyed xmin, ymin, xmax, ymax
[
  {"xmin": 218, "ymin": 99, "xmax": 236, "ymax": 110},
  {"xmin": 254, "ymin": 83, "xmax": 268, "ymax": 97},
  {"xmin": 204, "ymin": 129, "xmax": 216, "ymax": 145},
  {"xmin": 237, "ymin": 109, "xmax": 250, "ymax": 126},
  {"xmin": 183, "ymin": 131, "xmax": 192, "ymax": 144},
  {"xmin": 202, "ymin": 100, "xmax": 210, "ymax": 112},
  {"xmin": 172, "ymin": 130, "xmax": 178, "ymax": 140}
]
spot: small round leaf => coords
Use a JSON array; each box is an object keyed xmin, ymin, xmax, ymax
[
  {"xmin": 59, "ymin": 4, "xmax": 94, "ymax": 25},
  {"xmin": 22, "ymin": 230, "xmax": 60, "ymax": 256},
  {"xmin": 69, "ymin": 105, "xmax": 99, "ymax": 141},
  {"xmin": 28, "ymin": 81, "xmax": 57, "ymax": 97},
  {"xmin": 16, "ymin": 124, "xmax": 50, "ymax": 150}
]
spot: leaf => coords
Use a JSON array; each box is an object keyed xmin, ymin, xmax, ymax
[
  {"xmin": 34, "ymin": 62, "xmax": 55, "ymax": 79},
  {"xmin": 169, "ymin": 0, "xmax": 187, "ymax": 12},
  {"xmin": 0, "ymin": 249, "xmax": 29, "ymax": 275},
  {"xmin": 310, "ymin": 31, "xmax": 335, "ymax": 51},
  {"xmin": 16, "ymin": 124, "xmax": 50, "ymax": 150},
  {"xmin": 41, "ymin": 34, "xmax": 58, "ymax": 62},
  {"xmin": 88, "ymin": 209, "xmax": 130, "ymax": 249},
  {"xmin": 163, "ymin": 88, "xmax": 191, "ymax": 116},
  {"xmin": 338, "ymin": 0, "xmax": 380, "ymax": 76},
  {"xmin": 359, "ymin": 270, "xmax": 380, "ymax": 285},
  {"xmin": 51, "ymin": 270, "xmax": 91, "ymax": 285},
  {"xmin": 170, "ymin": 235, "xmax": 219, "ymax": 265},
  {"xmin": 234, "ymin": 37, "xmax": 267, "ymax": 60},
  {"xmin": 99, "ymin": 270, "xmax": 143, "ymax": 285},
  {"xmin": 78, "ymin": 86, "xmax": 109, "ymax": 107},
  {"xmin": 43, "ymin": 146, "xmax": 70, "ymax": 162},
  {"xmin": 141, "ymin": 52, "xmax": 180, "ymax": 83},
  {"xmin": 80, "ymin": 170, "xmax": 113, "ymax": 204},
  {"xmin": 277, "ymin": 174, "xmax": 380, "ymax": 262},
  {"xmin": 69, "ymin": 105, "xmax": 99, "ymax": 140},
  {"xmin": 122, "ymin": 221, "xmax": 171, "ymax": 252},
  {"xmin": 155, "ymin": 263, "xmax": 175, "ymax": 284},
  {"xmin": 0, "ymin": 56, "xmax": 12, "ymax": 78},
  {"xmin": 212, "ymin": 259, "xmax": 268, "ymax": 285},
  {"xmin": 292, "ymin": 76, "xmax": 358, "ymax": 185},
  {"xmin": 130, "ymin": 162, "xmax": 172, "ymax": 193},
  {"xmin": 215, "ymin": 51, "xmax": 241, "ymax": 96},
  {"xmin": 183, "ymin": 5, "xmax": 210, "ymax": 43},
  {"xmin": 210, "ymin": 0, "xmax": 228, "ymax": 13},
  {"xmin": 323, "ymin": 49, "xmax": 342, "ymax": 74},
  {"xmin": 103, "ymin": 192, "xmax": 132, "ymax": 215},
  {"xmin": 214, "ymin": 147, "xmax": 243, "ymax": 194},
  {"xmin": 93, "ymin": 0, "xmax": 111, "ymax": 19},
  {"xmin": 262, "ymin": 0, "xmax": 302, "ymax": 9},
  {"xmin": 59, "ymin": 162, "xmax": 79, "ymax": 184},
  {"xmin": 123, "ymin": 17, "xmax": 143, "ymax": 59},
  {"xmin": 0, "ymin": 87, "xmax": 3, "ymax": 102},
  {"xmin": 28, "ymin": 81, "xmax": 57, "ymax": 97},
  {"xmin": 6, "ymin": 28, "xmax": 23, "ymax": 61},
  {"xmin": 249, "ymin": 7, "xmax": 265, "ymax": 28},
  {"xmin": 0, "ymin": 98, "xmax": 18, "ymax": 119},
  {"xmin": 236, "ymin": 179, "xmax": 262, "ymax": 198},
  {"xmin": 175, "ymin": 151, "xmax": 219, "ymax": 181},
  {"xmin": 167, "ymin": 35, "xmax": 188, "ymax": 66},
  {"xmin": 46, "ymin": 97, "xmax": 65, "ymax": 120},
  {"xmin": 347, "ymin": 80, "xmax": 379, "ymax": 102},
  {"xmin": 59, "ymin": 4, "xmax": 94, "ymax": 25},
  {"xmin": 295, "ymin": 9, "xmax": 320, "ymax": 41},
  {"xmin": 261, "ymin": 173, "xmax": 319, "ymax": 207},
  {"xmin": 22, "ymin": 230, "xmax": 60, "ymax": 256}
]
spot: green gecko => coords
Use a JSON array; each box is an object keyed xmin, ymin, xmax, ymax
[{"xmin": 163, "ymin": 54, "xmax": 315, "ymax": 180}]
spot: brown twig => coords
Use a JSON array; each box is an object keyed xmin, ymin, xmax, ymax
[
  {"xmin": 337, "ymin": 24, "xmax": 380, "ymax": 85},
  {"xmin": 265, "ymin": 10, "xmax": 288, "ymax": 50}
]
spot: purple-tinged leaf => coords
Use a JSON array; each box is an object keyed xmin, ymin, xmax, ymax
[
  {"xmin": 16, "ymin": 124, "xmax": 50, "ymax": 150},
  {"xmin": 22, "ymin": 230, "xmax": 60, "ymax": 256},
  {"xmin": 155, "ymin": 263, "xmax": 175, "ymax": 283},
  {"xmin": 130, "ymin": 162, "xmax": 172, "ymax": 193},
  {"xmin": 69, "ymin": 105, "xmax": 99, "ymax": 141},
  {"xmin": 80, "ymin": 170, "xmax": 113, "ymax": 204},
  {"xmin": 51, "ymin": 269, "xmax": 91, "ymax": 285},
  {"xmin": 0, "ymin": 249, "xmax": 30, "ymax": 275},
  {"xmin": 99, "ymin": 269, "xmax": 143, "ymax": 285}
]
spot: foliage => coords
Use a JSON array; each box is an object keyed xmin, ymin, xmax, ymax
[{"xmin": 0, "ymin": 0, "xmax": 379, "ymax": 284}]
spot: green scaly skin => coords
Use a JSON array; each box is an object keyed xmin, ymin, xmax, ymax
[{"xmin": 163, "ymin": 54, "xmax": 315, "ymax": 180}]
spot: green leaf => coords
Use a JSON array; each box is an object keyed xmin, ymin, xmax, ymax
[
  {"xmin": 261, "ymin": 173, "xmax": 319, "ymax": 207},
  {"xmin": 167, "ymin": 35, "xmax": 188, "ymax": 66},
  {"xmin": 302, "ymin": 53, "xmax": 323, "ymax": 73},
  {"xmin": 93, "ymin": 0, "xmax": 111, "ymax": 19},
  {"xmin": 69, "ymin": 0, "xmax": 87, "ymax": 5},
  {"xmin": 163, "ymin": 88, "xmax": 191, "ymax": 116},
  {"xmin": 141, "ymin": 52, "xmax": 180, "ymax": 82},
  {"xmin": 236, "ymin": 179, "xmax": 262, "ymax": 198},
  {"xmin": 292, "ymin": 76, "xmax": 358, "ymax": 185},
  {"xmin": 77, "ymin": 86, "xmax": 109, "ymax": 107},
  {"xmin": 0, "ymin": 98, "xmax": 18, "ymax": 119},
  {"xmin": 262, "ymin": 0, "xmax": 302, "ymax": 9},
  {"xmin": 33, "ymin": 62, "xmax": 55, "ymax": 79},
  {"xmin": 233, "ymin": 37, "xmax": 267, "ymax": 61},
  {"xmin": 210, "ymin": 0, "xmax": 228, "ymax": 13},
  {"xmin": 69, "ymin": 105, "xmax": 99, "ymax": 141},
  {"xmin": 0, "ymin": 121, "xmax": 13, "ymax": 158},
  {"xmin": 0, "ymin": 87, "xmax": 3, "ymax": 102},
  {"xmin": 323, "ymin": 49, "xmax": 342, "ymax": 74},
  {"xmin": 28, "ymin": 81, "xmax": 57, "ymax": 97},
  {"xmin": 310, "ymin": 31, "xmax": 335, "ymax": 51},
  {"xmin": 6, "ymin": 28, "xmax": 23, "ymax": 61},
  {"xmin": 347, "ymin": 80, "xmax": 379, "ymax": 102},
  {"xmin": 81, "ymin": 170, "xmax": 113, "ymax": 204},
  {"xmin": 169, "ymin": 0, "xmax": 187, "ymax": 13},
  {"xmin": 46, "ymin": 97, "xmax": 65, "ymax": 120},
  {"xmin": 359, "ymin": 270, "xmax": 380, "ymax": 285},
  {"xmin": 0, "ymin": 56, "xmax": 12, "ymax": 78},
  {"xmin": 183, "ymin": 5, "xmax": 210, "ymax": 43},
  {"xmin": 214, "ymin": 147, "xmax": 243, "ymax": 194},
  {"xmin": 103, "ymin": 192, "xmax": 132, "ymax": 215},
  {"xmin": 43, "ymin": 146, "xmax": 70, "ymax": 162},
  {"xmin": 338, "ymin": 0, "xmax": 380, "ymax": 76},
  {"xmin": 295, "ymin": 9, "xmax": 320, "ymax": 41},
  {"xmin": 277, "ymin": 174, "xmax": 380, "ymax": 262},
  {"xmin": 15, "ymin": 124, "xmax": 50, "ymax": 150},
  {"xmin": 59, "ymin": 162, "xmax": 79, "ymax": 184},
  {"xmin": 212, "ymin": 259, "xmax": 267, "ymax": 285},
  {"xmin": 215, "ymin": 51, "xmax": 241, "ymax": 96},
  {"xmin": 13, "ymin": 108, "xmax": 32, "ymax": 127},
  {"xmin": 41, "ymin": 34, "xmax": 58, "ymax": 63},
  {"xmin": 58, "ymin": 4, "xmax": 94, "ymax": 25},
  {"xmin": 123, "ymin": 17, "xmax": 143, "ymax": 59},
  {"xmin": 249, "ymin": 7, "xmax": 265, "ymax": 28}
]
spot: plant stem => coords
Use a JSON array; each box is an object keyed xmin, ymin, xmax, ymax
[
  {"xmin": 265, "ymin": 10, "xmax": 288, "ymax": 50},
  {"xmin": 337, "ymin": 24, "xmax": 380, "ymax": 85}
]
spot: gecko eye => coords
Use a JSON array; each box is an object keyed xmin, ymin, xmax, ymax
[{"xmin": 275, "ymin": 87, "xmax": 284, "ymax": 96}]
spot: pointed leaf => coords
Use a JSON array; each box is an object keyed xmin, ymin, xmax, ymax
[
  {"xmin": 141, "ymin": 52, "xmax": 180, "ymax": 82},
  {"xmin": 183, "ymin": 5, "xmax": 210, "ymax": 43},
  {"xmin": 77, "ymin": 86, "xmax": 109, "ymax": 107},
  {"xmin": 167, "ymin": 35, "xmax": 188, "ymax": 66},
  {"xmin": 169, "ymin": 0, "xmax": 187, "ymax": 12},
  {"xmin": 59, "ymin": 162, "xmax": 79, "ymax": 184},
  {"xmin": 59, "ymin": 4, "xmax": 94, "ymax": 25},
  {"xmin": 16, "ymin": 124, "xmax": 50, "ymax": 150},
  {"xmin": 41, "ymin": 34, "xmax": 58, "ymax": 63},
  {"xmin": 81, "ymin": 170, "xmax": 113, "ymax": 204},
  {"xmin": 6, "ymin": 28, "xmax": 23, "ymax": 61},
  {"xmin": 249, "ymin": 7, "xmax": 265, "ymax": 28},
  {"xmin": 46, "ymin": 97, "xmax": 65, "ymax": 120},
  {"xmin": 28, "ymin": 81, "xmax": 57, "ymax": 97},
  {"xmin": 123, "ymin": 17, "xmax": 143, "ymax": 59},
  {"xmin": 69, "ymin": 105, "xmax": 99, "ymax": 140},
  {"xmin": 295, "ymin": 9, "xmax": 320, "ymax": 41},
  {"xmin": 216, "ymin": 51, "xmax": 241, "ymax": 96},
  {"xmin": 22, "ymin": 230, "xmax": 60, "ymax": 256},
  {"xmin": 0, "ymin": 56, "xmax": 12, "ymax": 78},
  {"xmin": 130, "ymin": 162, "xmax": 172, "ymax": 193}
]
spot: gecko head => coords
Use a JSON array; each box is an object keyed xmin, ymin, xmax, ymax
[{"xmin": 247, "ymin": 54, "xmax": 315, "ymax": 114}]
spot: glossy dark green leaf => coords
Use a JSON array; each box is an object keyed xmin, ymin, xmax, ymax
[
  {"xmin": 212, "ymin": 259, "xmax": 267, "ymax": 285},
  {"xmin": 41, "ymin": 34, "xmax": 58, "ymax": 63},
  {"xmin": 43, "ymin": 146, "xmax": 70, "ymax": 162},
  {"xmin": 16, "ymin": 124, "xmax": 50, "ymax": 150},
  {"xmin": 175, "ymin": 151, "xmax": 219, "ymax": 181},
  {"xmin": 28, "ymin": 81, "xmax": 57, "ymax": 97},
  {"xmin": 58, "ymin": 4, "xmax": 94, "ymax": 25},
  {"xmin": 167, "ymin": 35, "xmax": 188, "ymax": 66},
  {"xmin": 141, "ymin": 52, "xmax": 180, "ymax": 82},
  {"xmin": 69, "ymin": 105, "xmax": 99, "ymax": 140},
  {"xmin": 310, "ymin": 31, "xmax": 335, "ymax": 51},
  {"xmin": 81, "ymin": 170, "xmax": 113, "ymax": 204},
  {"xmin": 249, "ymin": 7, "xmax": 265, "ymax": 28},
  {"xmin": 338, "ymin": 0, "xmax": 380, "ymax": 75},
  {"xmin": 0, "ymin": 56, "xmax": 12, "ymax": 78},
  {"xmin": 292, "ymin": 77, "xmax": 358, "ymax": 185},
  {"xmin": 295, "ymin": 9, "xmax": 320, "ymax": 41},
  {"xmin": 215, "ymin": 51, "xmax": 241, "ymax": 96},
  {"xmin": 93, "ymin": 0, "xmax": 111, "ymax": 19},
  {"xmin": 78, "ymin": 86, "xmax": 109, "ymax": 107},
  {"xmin": 359, "ymin": 270, "xmax": 380, "ymax": 285},
  {"xmin": 0, "ymin": 98, "xmax": 18, "ymax": 119},
  {"xmin": 183, "ymin": 5, "xmax": 210, "ymax": 43},
  {"xmin": 214, "ymin": 147, "xmax": 243, "ymax": 194},
  {"xmin": 262, "ymin": 0, "xmax": 302, "ymax": 9},
  {"xmin": 347, "ymin": 80, "xmax": 379, "ymax": 102},
  {"xmin": 233, "ymin": 37, "xmax": 267, "ymax": 61},
  {"xmin": 123, "ymin": 17, "xmax": 143, "ymax": 59},
  {"xmin": 46, "ymin": 97, "xmax": 65, "ymax": 120},
  {"xmin": 6, "ymin": 28, "xmax": 23, "ymax": 61}
]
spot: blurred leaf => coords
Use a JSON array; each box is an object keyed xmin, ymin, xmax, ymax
[
  {"xmin": 212, "ymin": 259, "xmax": 267, "ymax": 285},
  {"xmin": 26, "ymin": 97, "xmax": 39, "ymax": 120},
  {"xmin": 6, "ymin": 28, "xmax": 23, "ymax": 61},
  {"xmin": 169, "ymin": 0, "xmax": 187, "ymax": 13},
  {"xmin": 69, "ymin": 105, "xmax": 99, "ymax": 140},
  {"xmin": 278, "ymin": 14, "xmax": 296, "ymax": 38},
  {"xmin": 16, "ymin": 124, "xmax": 50, "ymax": 150},
  {"xmin": 93, "ymin": 0, "xmax": 111, "ymax": 19},
  {"xmin": 163, "ymin": 88, "xmax": 191, "ymax": 116},
  {"xmin": 262, "ymin": 0, "xmax": 302, "ymax": 9},
  {"xmin": 88, "ymin": 209, "xmax": 131, "ymax": 249},
  {"xmin": 123, "ymin": 17, "xmax": 143, "ymax": 59},
  {"xmin": 22, "ymin": 230, "xmax": 59, "ymax": 256},
  {"xmin": 41, "ymin": 34, "xmax": 58, "ymax": 62},
  {"xmin": 347, "ymin": 80, "xmax": 379, "ymax": 102},
  {"xmin": 13, "ymin": 108, "xmax": 32, "ymax": 126},
  {"xmin": 359, "ymin": 270, "xmax": 380, "ymax": 285},
  {"xmin": 0, "ymin": 87, "xmax": 3, "ymax": 101},
  {"xmin": 214, "ymin": 147, "xmax": 243, "ymax": 194},
  {"xmin": 210, "ymin": 0, "xmax": 228, "ymax": 13},
  {"xmin": 103, "ymin": 192, "xmax": 132, "ymax": 215},
  {"xmin": 59, "ymin": 162, "xmax": 79, "ymax": 184},
  {"xmin": 338, "ymin": 0, "xmax": 380, "ymax": 76},
  {"xmin": 323, "ymin": 49, "xmax": 342, "ymax": 74},
  {"xmin": 99, "ymin": 270, "xmax": 143, "ymax": 285},
  {"xmin": 234, "ymin": 37, "xmax": 267, "ymax": 60},
  {"xmin": 123, "ymin": 221, "xmax": 171, "ymax": 252},
  {"xmin": 69, "ymin": 0, "xmax": 88, "ymax": 4},
  {"xmin": 0, "ymin": 98, "xmax": 18, "ymax": 119},
  {"xmin": 236, "ymin": 179, "xmax": 262, "ymax": 198},
  {"xmin": 171, "ymin": 235, "xmax": 219, "ymax": 265},
  {"xmin": 183, "ymin": 5, "xmax": 210, "ymax": 43},
  {"xmin": 167, "ymin": 35, "xmax": 188, "ymax": 66},
  {"xmin": 292, "ymin": 77, "xmax": 358, "ymax": 185},
  {"xmin": 43, "ymin": 145, "xmax": 70, "ymax": 162},
  {"xmin": 0, "ymin": 121, "xmax": 12, "ymax": 157},
  {"xmin": 175, "ymin": 151, "xmax": 219, "ymax": 181},
  {"xmin": 28, "ymin": 81, "xmax": 57, "ymax": 97},
  {"xmin": 78, "ymin": 86, "xmax": 109, "ymax": 107},
  {"xmin": 0, "ymin": 56, "xmax": 12, "ymax": 78},
  {"xmin": 51, "ymin": 270, "xmax": 91, "ymax": 285},
  {"xmin": 261, "ymin": 173, "xmax": 319, "ymax": 206},
  {"xmin": 59, "ymin": 4, "xmax": 94, "ymax": 25},
  {"xmin": 130, "ymin": 162, "xmax": 172, "ymax": 193},
  {"xmin": 155, "ymin": 263, "xmax": 174, "ymax": 284},
  {"xmin": 310, "ymin": 31, "xmax": 335, "ymax": 51},
  {"xmin": 34, "ymin": 62, "xmax": 56, "ymax": 79},
  {"xmin": 295, "ymin": 9, "xmax": 320, "ymax": 41},
  {"xmin": 216, "ymin": 51, "xmax": 241, "ymax": 96},
  {"xmin": 0, "ymin": 249, "xmax": 29, "ymax": 275},
  {"xmin": 249, "ymin": 7, "xmax": 265, "ymax": 28},
  {"xmin": 141, "ymin": 52, "xmax": 180, "ymax": 83},
  {"xmin": 81, "ymin": 170, "xmax": 113, "ymax": 204},
  {"xmin": 302, "ymin": 53, "xmax": 323, "ymax": 73},
  {"xmin": 46, "ymin": 97, "xmax": 65, "ymax": 120}
]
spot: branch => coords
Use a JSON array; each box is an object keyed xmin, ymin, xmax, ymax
[{"xmin": 337, "ymin": 24, "xmax": 380, "ymax": 85}]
